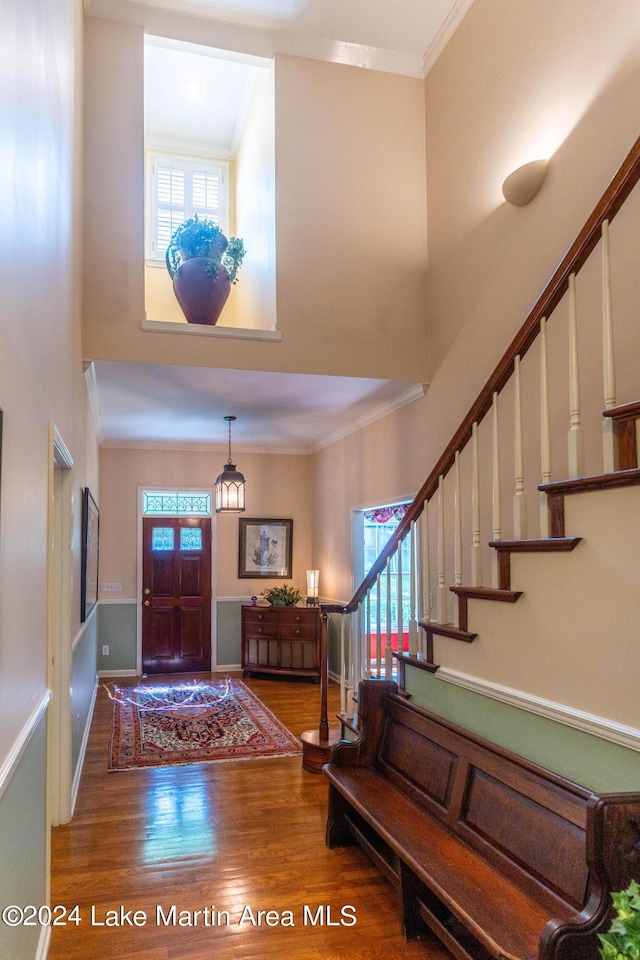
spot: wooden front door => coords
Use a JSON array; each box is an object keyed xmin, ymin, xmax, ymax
[{"xmin": 142, "ymin": 517, "xmax": 212, "ymax": 674}]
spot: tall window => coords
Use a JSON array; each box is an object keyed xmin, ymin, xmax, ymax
[
  {"xmin": 361, "ymin": 504, "xmax": 411, "ymax": 635},
  {"xmin": 146, "ymin": 152, "xmax": 228, "ymax": 263}
]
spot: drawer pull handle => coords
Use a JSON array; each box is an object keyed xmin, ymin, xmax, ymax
[{"xmin": 258, "ymin": 614, "xmax": 263, "ymax": 620}]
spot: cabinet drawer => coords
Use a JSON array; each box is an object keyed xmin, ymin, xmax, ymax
[
  {"xmin": 243, "ymin": 609, "xmax": 277, "ymax": 626},
  {"xmin": 278, "ymin": 621, "xmax": 316, "ymax": 640}
]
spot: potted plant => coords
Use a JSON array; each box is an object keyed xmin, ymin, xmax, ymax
[
  {"xmin": 165, "ymin": 214, "xmax": 246, "ymax": 325},
  {"xmin": 598, "ymin": 881, "xmax": 640, "ymax": 959},
  {"xmin": 261, "ymin": 585, "xmax": 303, "ymax": 606}
]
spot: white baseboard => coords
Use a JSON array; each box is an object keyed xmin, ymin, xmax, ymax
[
  {"xmin": 97, "ymin": 669, "xmax": 138, "ymax": 678},
  {"xmin": 71, "ymin": 676, "xmax": 99, "ymax": 818},
  {"xmin": 36, "ymin": 921, "xmax": 50, "ymax": 960}
]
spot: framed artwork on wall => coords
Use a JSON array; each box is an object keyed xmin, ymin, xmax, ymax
[
  {"xmin": 238, "ymin": 518, "xmax": 293, "ymax": 579},
  {"xmin": 81, "ymin": 487, "xmax": 100, "ymax": 621}
]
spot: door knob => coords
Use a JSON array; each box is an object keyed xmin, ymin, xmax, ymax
[
  {"xmin": 144, "ymin": 600, "xmax": 150, "ymax": 607},
  {"xmin": 144, "ymin": 588, "xmax": 151, "ymax": 595}
]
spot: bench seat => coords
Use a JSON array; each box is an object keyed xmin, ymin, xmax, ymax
[
  {"xmin": 325, "ymin": 764, "xmax": 568, "ymax": 960},
  {"xmin": 324, "ymin": 679, "xmax": 640, "ymax": 960}
]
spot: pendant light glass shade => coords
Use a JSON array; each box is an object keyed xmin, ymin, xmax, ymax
[{"xmin": 215, "ymin": 416, "xmax": 246, "ymax": 513}]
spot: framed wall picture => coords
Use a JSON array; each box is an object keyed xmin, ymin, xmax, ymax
[
  {"xmin": 81, "ymin": 487, "xmax": 100, "ymax": 621},
  {"xmin": 238, "ymin": 518, "xmax": 293, "ymax": 579}
]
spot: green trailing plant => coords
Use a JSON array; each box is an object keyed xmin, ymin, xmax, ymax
[
  {"xmin": 598, "ymin": 881, "xmax": 640, "ymax": 960},
  {"xmin": 165, "ymin": 214, "xmax": 246, "ymax": 283},
  {"xmin": 261, "ymin": 585, "xmax": 303, "ymax": 606}
]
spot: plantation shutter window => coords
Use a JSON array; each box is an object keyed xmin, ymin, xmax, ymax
[{"xmin": 146, "ymin": 152, "xmax": 228, "ymax": 264}]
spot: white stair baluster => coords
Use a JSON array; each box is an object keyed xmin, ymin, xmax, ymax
[
  {"xmin": 601, "ymin": 219, "xmax": 618, "ymax": 472},
  {"xmin": 471, "ymin": 423, "xmax": 482, "ymax": 587},
  {"xmin": 454, "ymin": 452, "xmax": 462, "ymax": 627},
  {"xmin": 513, "ymin": 355, "xmax": 527, "ymax": 539},
  {"xmin": 568, "ymin": 273, "xmax": 585, "ymax": 477},
  {"xmin": 491, "ymin": 392, "xmax": 501, "ymax": 588},
  {"xmin": 396, "ymin": 541, "xmax": 404, "ymax": 656},
  {"xmin": 385, "ymin": 558, "xmax": 393, "ymax": 676},
  {"xmin": 408, "ymin": 520, "xmax": 419, "ymax": 656},
  {"xmin": 375, "ymin": 573, "xmax": 382, "ymax": 676},
  {"xmin": 365, "ymin": 592, "xmax": 371, "ymax": 679},
  {"xmin": 437, "ymin": 475, "xmax": 448, "ymax": 623},
  {"xmin": 421, "ymin": 501, "xmax": 431, "ymax": 656},
  {"xmin": 339, "ymin": 615, "xmax": 346, "ymax": 715},
  {"xmin": 540, "ymin": 317, "xmax": 551, "ymax": 537},
  {"xmin": 346, "ymin": 611, "xmax": 355, "ymax": 721}
]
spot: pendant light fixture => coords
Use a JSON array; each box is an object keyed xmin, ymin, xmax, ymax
[{"xmin": 215, "ymin": 416, "xmax": 246, "ymax": 513}]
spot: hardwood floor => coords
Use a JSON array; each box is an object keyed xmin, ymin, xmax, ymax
[{"xmin": 49, "ymin": 673, "xmax": 451, "ymax": 960}]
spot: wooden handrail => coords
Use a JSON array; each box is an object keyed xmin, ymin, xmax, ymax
[{"xmin": 345, "ymin": 133, "xmax": 640, "ymax": 614}]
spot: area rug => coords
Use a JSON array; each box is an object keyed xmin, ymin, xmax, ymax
[{"xmin": 108, "ymin": 679, "xmax": 301, "ymax": 771}]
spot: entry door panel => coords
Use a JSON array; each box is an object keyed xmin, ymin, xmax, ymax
[{"xmin": 142, "ymin": 517, "xmax": 212, "ymax": 673}]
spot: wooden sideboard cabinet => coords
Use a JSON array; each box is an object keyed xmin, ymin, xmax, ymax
[{"xmin": 241, "ymin": 604, "xmax": 320, "ymax": 680}]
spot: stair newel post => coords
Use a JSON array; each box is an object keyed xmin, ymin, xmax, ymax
[
  {"xmin": 601, "ymin": 219, "xmax": 618, "ymax": 472},
  {"xmin": 568, "ymin": 272, "xmax": 585, "ymax": 478},
  {"xmin": 339, "ymin": 614, "xmax": 346, "ymax": 715},
  {"xmin": 384, "ymin": 558, "xmax": 393, "ymax": 676},
  {"xmin": 300, "ymin": 609, "xmax": 342, "ymax": 773},
  {"xmin": 513, "ymin": 354, "xmax": 527, "ymax": 539},
  {"xmin": 453, "ymin": 452, "xmax": 462, "ymax": 628},
  {"xmin": 491, "ymin": 392, "xmax": 502, "ymax": 588},
  {"xmin": 396, "ymin": 541, "xmax": 404, "ymax": 656},
  {"xmin": 375, "ymin": 573, "xmax": 382, "ymax": 676},
  {"xmin": 471, "ymin": 423, "xmax": 482, "ymax": 587},
  {"xmin": 408, "ymin": 520, "xmax": 419, "ymax": 656},
  {"xmin": 437, "ymin": 475, "xmax": 448, "ymax": 623},
  {"xmin": 540, "ymin": 317, "xmax": 551, "ymax": 537}
]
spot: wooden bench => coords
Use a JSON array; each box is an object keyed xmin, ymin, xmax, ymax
[{"xmin": 324, "ymin": 679, "xmax": 640, "ymax": 960}]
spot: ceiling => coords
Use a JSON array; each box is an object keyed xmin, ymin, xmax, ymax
[
  {"xmin": 89, "ymin": 362, "xmax": 426, "ymax": 453},
  {"xmin": 86, "ymin": 0, "xmax": 467, "ymax": 452}
]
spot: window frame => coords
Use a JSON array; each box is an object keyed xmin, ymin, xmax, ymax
[{"xmin": 145, "ymin": 150, "xmax": 229, "ymax": 266}]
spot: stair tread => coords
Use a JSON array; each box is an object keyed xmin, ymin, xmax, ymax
[
  {"xmin": 539, "ymin": 468, "xmax": 640, "ymax": 494},
  {"xmin": 451, "ymin": 586, "xmax": 522, "ymax": 602},
  {"xmin": 489, "ymin": 537, "xmax": 581, "ymax": 552},
  {"xmin": 418, "ymin": 620, "xmax": 476, "ymax": 642},
  {"xmin": 602, "ymin": 401, "xmax": 640, "ymax": 421}
]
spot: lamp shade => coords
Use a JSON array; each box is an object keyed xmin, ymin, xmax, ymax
[
  {"xmin": 215, "ymin": 415, "xmax": 245, "ymax": 513},
  {"xmin": 502, "ymin": 159, "xmax": 549, "ymax": 206},
  {"xmin": 306, "ymin": 569, "xmax": 319, "ymax": 604},
  {"xmin": 214, "ymin": 462, "xmax": 246, "ymax": 513}
]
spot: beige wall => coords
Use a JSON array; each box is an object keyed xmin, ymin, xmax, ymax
[
  {"xmin": 233, "ymin": 64, "xmax": 277, "ymax": 331},
  {"xmin": 309, "ymin": 0, "xmax": 640, "ymax": 732},
  {"xmin": 81, "ymin": 22, "xmax": 429, "ymax": 381},
  {"xmin": 1, "ymin": 0, "xmax": 98, "ymax": 760},
  {"xmin": 98, "ymin": 446, "xmax": 312, "ymax": 602}
]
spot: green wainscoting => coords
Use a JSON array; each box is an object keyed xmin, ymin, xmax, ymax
[
  {"xmin": 405, "ymin": 666, "xmax": 640, "ymax": 793},
  {"xmin": 0, "ymin": 715, "xmax": 47, "ymax": 960},
  {"xmin": 97, "ymin": 602, "xmax": 137, "ymax": 673},
  {"xmin": 71, "ymin": 613, "xmax": 98, "ymax": 776},
  {"xmin": 97, "ymin": 600, "xmax": 246, "ymax": 673},
  {"xmin": 216, "ymin": 600, "xmax": 243, "ymax": 668}
]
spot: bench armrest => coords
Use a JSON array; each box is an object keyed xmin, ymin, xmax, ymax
[{"xmin": 330, "ymin": 679, "xmax": 398, "ymax": 767}]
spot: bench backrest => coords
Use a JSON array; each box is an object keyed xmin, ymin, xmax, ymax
[{"xmin": 376, "ymin": 693, "xmax": 592, "ymax": 911}]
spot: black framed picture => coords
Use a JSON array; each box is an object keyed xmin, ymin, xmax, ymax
[
  {"xmin": 238, "ymin": 518, "xmax": 293, "ymax": 579},
  {"xmin": 81, "ymin": 487, "xmax": 99, "ymax": 621}
]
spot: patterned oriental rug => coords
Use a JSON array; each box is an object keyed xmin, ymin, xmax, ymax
[{"xmin": 108, "ymin": 679, "xmax": 302, "ymax": 771}]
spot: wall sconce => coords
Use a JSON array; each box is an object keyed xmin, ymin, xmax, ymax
[
  {"xmin": 215, "ymin": 416, "xmax": 246, "ymax": 513},
  {"xmin": 502, "ymin": 159, "xmax": 549, "ymax": 206},
  {"xmin": 306, "ymin": 569, "xmax": 320, "ymax": 605}
]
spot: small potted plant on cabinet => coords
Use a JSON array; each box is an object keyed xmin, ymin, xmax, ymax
[
  {"xmin": 261, "ymin": 585, "xmax": 303, "ymax": 606},
  {"xmin": 165, "ymin": 214, "xmax": 246, "ymax": 325}
]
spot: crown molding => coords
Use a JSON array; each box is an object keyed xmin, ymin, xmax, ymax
[{"xmin": 423, "ymin": 0, "xmax": 475, "ymax": 76}]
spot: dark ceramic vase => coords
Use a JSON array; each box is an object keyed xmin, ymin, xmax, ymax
[{"xmin": 172, "ymin": 258, "xmax": 231, "ymax": 325}]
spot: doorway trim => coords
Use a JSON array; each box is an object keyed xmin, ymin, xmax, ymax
[
  {"xmin": 47, "ymin": 424, "xmax": 74, "ymax": 838},
  {"xmin": 136, "ymin": 487, "xmax": 216, "ymax": 675}
]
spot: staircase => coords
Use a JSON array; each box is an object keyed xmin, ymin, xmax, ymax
[{"xmin": 331, "ymin": 134, "xmax": 640, "ymax": 744}]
